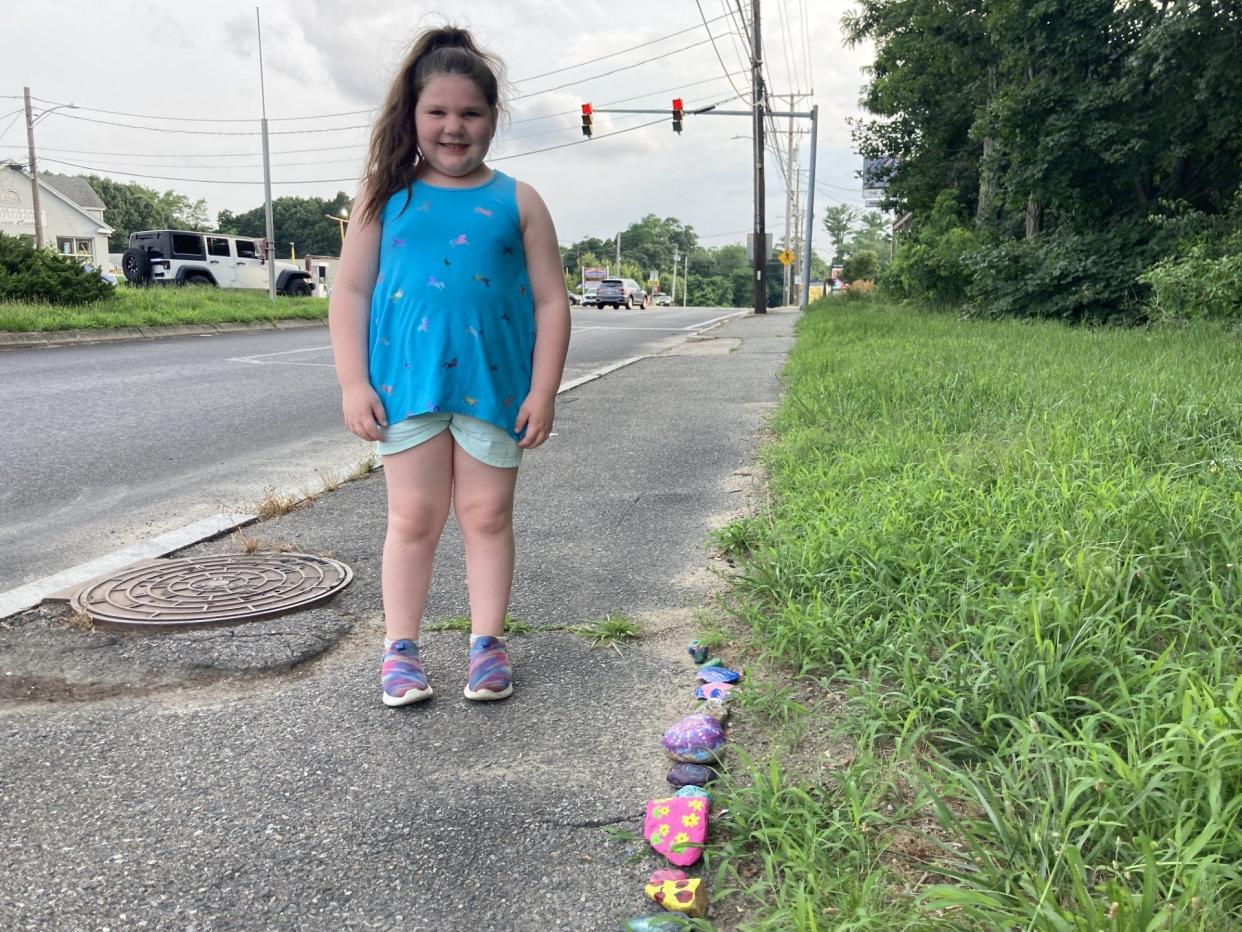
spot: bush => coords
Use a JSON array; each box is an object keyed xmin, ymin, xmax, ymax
[
  {"xmin": 965, "ymin": 225, "xmax": 1153, "ymax": 323},
  {"xmin": 880, "ymin": 193, "xmax": 980, "ymax": 304},
  {"xmin": 843, "ymin": 279, "xmax": 876, "ymax": 301},
  {"xmin": 1141, "ymin": 244, "xmax": 1242, "ymax": 321},
  {"xmin": 0, "ymin": 233, "xmax": 115, "ymax": 306},
  {"xmin": 841, "ymin": 248, "xmax": 880, "ymax": 283}
]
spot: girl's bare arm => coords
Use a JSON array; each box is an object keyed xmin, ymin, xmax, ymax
[
  {"xmin": 515, "ymin": 181, "xmax": 571, "ymax": 449},
  {"xmin": 328, "ymin": 185, "xmax": 387, "ymax": 441}
]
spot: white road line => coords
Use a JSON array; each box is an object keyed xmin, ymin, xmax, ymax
[{"xmin": 228, "ymin": 345, "xmax": 332, "ymax": 363}]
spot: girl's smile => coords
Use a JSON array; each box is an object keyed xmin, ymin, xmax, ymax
[{"xmin": 415, "ymin": 74, "xmax": 496, "ymax": 187}]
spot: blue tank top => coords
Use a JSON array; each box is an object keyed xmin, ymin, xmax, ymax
[{"xmin": 368, "ymin": 170, "xmax": 536, "ymax": 439}]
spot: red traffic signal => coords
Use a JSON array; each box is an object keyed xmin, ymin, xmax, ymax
[
  {"xmin": 672, "ymin": 98, "xmax": 683, "ymax": 134},
  {"xmin": 581, "ymin": 103, "xmax": 593, "ymax": 138}
]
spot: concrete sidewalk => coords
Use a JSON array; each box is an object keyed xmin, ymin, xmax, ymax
[{"xmin": 0, "ymin": 309, "xmax": 797, "ymax": 930}]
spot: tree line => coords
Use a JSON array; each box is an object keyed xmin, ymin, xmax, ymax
[
  {"xmin": 83, "ymin": 173, "xmax": 832, "ymax": 307},
  {"xmin": 844, "ymin": 0, "xmax": 1242, "ymax": 322}
]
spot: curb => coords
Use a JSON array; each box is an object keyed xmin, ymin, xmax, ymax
[{"xmin": 0, "ymin": 317, "xmax": 327, "ymax": 350}]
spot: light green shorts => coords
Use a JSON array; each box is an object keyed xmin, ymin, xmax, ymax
[{"xmin": 376, "ymin": 412, "xmax": 523, "ymax": 469}]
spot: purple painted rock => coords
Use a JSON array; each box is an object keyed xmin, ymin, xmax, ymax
[
  {"xmin": 695, "ymin": 681, "xmax": 737, "ymax": 701},
  {"xmin": 666, "ymin": 762, "xmax": 718, "ymax": 787},
  {"xmin": 661, "ymin": 713, "xmax": 727, "ymax": 763},
  {"xmin": 648, "ymin": 867, "xmax": 688, "ymax": 885},
  {"xmin": 696, "ymin": 666, "xmax": 741, "ymax": 684},
  {"xmin": 698, "ymin": 697, "xmax": 729, "ymax": 722},
  {"xmin": 687, "ymin": 640, "xmax": 710, "ymax": 664},
  {"xmin": 675, "ymin": 785, "xmax": 712, "ymax": 801}
]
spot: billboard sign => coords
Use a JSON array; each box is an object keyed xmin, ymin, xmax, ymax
[
  {"xmin": 583, "ymin": 266, "xmax": 608, "ymax": 281},
  {"xmin": 862, "ymin": 155, "xmax": 898, "ymax": 207}
]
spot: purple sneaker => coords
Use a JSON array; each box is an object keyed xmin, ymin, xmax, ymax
[
  {"xmin": 464, "ymin": 636, "xmax": 513, "ymax": 701},
  {"xmin": 381, "ymin": 639, "xmax": 432, "ymax": 706}
]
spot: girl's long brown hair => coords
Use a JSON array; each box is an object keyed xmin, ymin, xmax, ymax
[{"xmin": 358, "ymin": 27, "xmax": 504, "ymax": 227}]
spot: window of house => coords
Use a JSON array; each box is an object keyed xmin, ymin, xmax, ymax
[
  {"xmin": 235, "ymin": 239, "xmax": 258, "ymax": 259},
  {"xmin": 171, "ymin": 233, "xmax": 205, "ymax": 258},
  {"xmin": 206, "ymin": 236, "xmax": 231, "ymax": 257},
  {"xmin": 56, "ymin": 237, "xmax": 95, "ymax": 260}
]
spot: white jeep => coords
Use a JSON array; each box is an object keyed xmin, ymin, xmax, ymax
[{"xmin": 121, "ymin": 230, "xmax": 314, "ymax": 296}]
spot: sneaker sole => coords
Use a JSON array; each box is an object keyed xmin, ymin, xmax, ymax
[
  {"xmin": 463, "ymin": 683, "xmax": 513, "ymax": 701},
  {"xmin": 382, "ymin": 685, "xmax": 433, "ymax": 706}
]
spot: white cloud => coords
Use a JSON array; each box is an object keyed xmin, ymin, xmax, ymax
[{"xmin": 6, "ymin": 0, "xmax": 875, "ymax": 256}]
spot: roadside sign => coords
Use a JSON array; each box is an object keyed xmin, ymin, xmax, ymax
[
  {"xmin": 778, "ymin": 249, "xmax": 796, "ymax": 266},
  {"xmin": 583, "ymin": 266, "xmax": 608, "ymax": 281}
]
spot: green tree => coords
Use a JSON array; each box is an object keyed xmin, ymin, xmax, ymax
[
  {"xmin": 84, "ymin": 176, "xmax": 210, "ymax": 251},
  {"xmin": 822, "ymin": 205, "xmax": 859, "ymax": 263},
  {"xmin": 218, "ymin": 192, "xmax": 353, "ymax": 257}
]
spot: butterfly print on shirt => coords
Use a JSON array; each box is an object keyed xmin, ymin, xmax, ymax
[
  {"xmin": 474, "ymin": 206, "xmax": 493, "ymax": 217},
  {"xmin": 449, "ymin": 234, "xmax": 469, "ymax": 247},
  {"xmin": 443, "ymin": 357, "xmax": 458, "ymax": 369},
  {"xmin": 502, "ymin": 245, "xmax": 514, "ymax": 255},
  {"xmin": 427, "ymin": 276, "xmax": 446, "ymax": 290},
  {"xmin": 391, "ymin": 237, "xmax": 406, "ymax": 248},
  {"xmin": 474, "ymin": 275, "xmax": 491, "ymax": 287}
]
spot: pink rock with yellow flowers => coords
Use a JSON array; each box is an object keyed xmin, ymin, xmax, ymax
[{"xmin": 644, "ymin": 794, "xmax": 709, "ymax": 866}]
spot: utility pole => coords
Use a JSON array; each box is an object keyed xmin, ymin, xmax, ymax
[
  {"xmin": 683, "ymin": 252, "xmax": 689, "ymax": 308},
  {"xmin": 671, "ymin": 251, "xmax": 679, "ymax": 303},
  {"xmin": 256, "ymin": 7, "xmax": 277, "ymax": 301},
  {"xmin": 784, "ymin": 94, "xmax": 796, "ymax": 307},
  {"xmin": 751, "ymin": 0, "xmax": 766, "ymax": 314},
  {"xmin": 615, "ymin": 231, "xmax": 621, "ymax": 274},
  {"xmin": 792, "ymin": 155, "xmax": 802, "ymax": 305},
  {"xmin": 22, "ymin": 88, "xmax": 45, "ymax": 249}
]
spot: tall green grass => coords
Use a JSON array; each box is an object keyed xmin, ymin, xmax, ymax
[
  {"xmin": 0, "ymin": 285, "xmax": 326, "ymax": 331},
  {"xmin": 713, "ymin": 301, "xmax": 1242, "ymax": 928}
]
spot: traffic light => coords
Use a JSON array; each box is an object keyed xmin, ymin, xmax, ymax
[
  {"xmin": 672, "ymin": 98, "xmax": 683, "ymax": 134},
  {"xmin": 581, "ymin": 103, "xmax": 593, "ymax": 138}
]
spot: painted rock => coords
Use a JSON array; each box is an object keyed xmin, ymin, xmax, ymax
[
  {"xmin": 644, "ymin": 794, "xmax": 709, "ymax": 866},
  {"xmin": 644, "ymin": 877, "xmax": 707, "ymax": 918},
  {"xmin": 675, "ymin": 785, "xmax": 711, "ymax": 801},
  {"xmin": 666, "ymin": 762, "xmax": 718, "ymax": 787},
  {"xmin": 661, "ymin": 714, "xmax": 727, "ymax": 763},
  {"xmin": 648, "ymin": 868, "xmax": 688, "ymax": 884},
  {"xmin": 694, "ymin": 681, "xmax": 737, "ymax": 701},
  {"xmin": 698, "ymin": 657, "xmax": 724, "ymax": 669},
  {"xmin": 687, "ymin": 640, "xmax": 710, "ymax": 664},
  {"xmin": 696, "ymin": 665, "xmax": 741, "ymax": 684},
  {"xmin": 620, "ymin": 916, "xmax": 692, "ymax": 931},
  {"xmin": 698, "ymin": 697, "xmax": 729, "ymax": 722}
]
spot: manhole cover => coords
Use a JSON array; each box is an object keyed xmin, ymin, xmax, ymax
[{"xmin": 70, "ymin": 553, "xmax": 352, "ymax": 626}]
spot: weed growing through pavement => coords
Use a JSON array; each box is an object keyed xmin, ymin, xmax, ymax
[
  {"xmin": 707, "ymin": 299, "xmax": 1242, "ymax": 928},
  {"xmin": 425, "ymin": 614, "xmax": 534, "ymax": 635},
  {"xmin": 348, "ymin": 453, "xmax": 377, "ymax": 481},
  {"xmin": 575, "ymin": 613, "xmax": 642, "ymax": 653},
  {"xmin": 316, "ymin": 467, "xmax": 344, "ymax": 493},
  {"xmin": 254, "ymin": 486, "xmax": 302, "ymax": 520}
]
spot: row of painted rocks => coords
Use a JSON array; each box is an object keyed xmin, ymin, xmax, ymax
[{"xmin": 621, "ymin": 639, "xmax": 743, "ymax": 927}]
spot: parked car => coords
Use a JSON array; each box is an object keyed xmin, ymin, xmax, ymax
[
  {"xmin": 653, "ymin": 292, "xmax": 673, "ymax": 306},
  {"xmin": 121, "ymin": 230, "xmax": 314, "ymax": 296},
  {"xmin": 568, "ymin": 290, "xmax": 581, "ymax": 306},
  {"xmin": 594, "ymin": 277, "xmax": 649, "ymax": 309},
  {"xmin": 582, "ymin": 285, "xmax": 599, "ymax": 306}
]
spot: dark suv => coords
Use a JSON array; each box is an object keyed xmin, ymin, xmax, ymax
[
  {"xmin": 593, "ymin": 277, "xmax": 649, "ymax": 309},
  {"xmin": 122, "ymin": 230, "xmax": 313, "ymax": 296}
]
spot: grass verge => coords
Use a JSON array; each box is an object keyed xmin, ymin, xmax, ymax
[
  {"xmin": 707, "ymin": 299, "xmax": 1242, "ymax": 928},
  {"xmin": 0, "ymin": 284, "xmax": 326, "ymax": 332}
]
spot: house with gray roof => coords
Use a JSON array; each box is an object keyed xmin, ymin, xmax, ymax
[{"xmin": 0, "ymin": 160, "xmax": 112, "ymax": 263}]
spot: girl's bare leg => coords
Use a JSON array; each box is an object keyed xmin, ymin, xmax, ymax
[
  {"xmin": 380, "ymin": 429, "xmax": 454, "ymax": 641},
  {"xmin": 451, "ymin": 440, "xmax": 519, "ymax": 638}
]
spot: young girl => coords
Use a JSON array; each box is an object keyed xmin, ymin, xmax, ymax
[{"xmin": 329, "ymin": 27, "xmax": 570, "ymax": 706}]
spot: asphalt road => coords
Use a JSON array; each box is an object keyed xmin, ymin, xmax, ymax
[
  {"xmin": 0, "ymin": 309, "xmax": 798, "ymax": 930},
  {"xmin": 0, "ymin": 306, "xmax": 742, "ymax": 596}
]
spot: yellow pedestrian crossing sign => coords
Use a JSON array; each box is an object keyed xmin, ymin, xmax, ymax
[{"xmin": 778, "ymin": 249, "xmax": 796, "ymax": 266}]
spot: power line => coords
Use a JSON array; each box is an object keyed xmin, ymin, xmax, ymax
[
  {"xmin": 511, "ymin": 13, "xmax": 730, "ymax": 83},
  {"xmin": 510, "ymin": 36, "xmax": 719, "ymax": 101},
  {"xmin": 31, "ymin": 95, "xmax": 370, "ymax": 124},
  {"xmin": 43, "ymin": 111, "xmax": 368, "ymax": 137},
  {"xmin": 695, "ymin": 0, "xmax": 748, "ymax": 102}
]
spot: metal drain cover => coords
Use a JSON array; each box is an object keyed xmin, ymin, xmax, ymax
[{"xmin": 70, "ymin": 553, "xmax": 352, "ymax": 627}]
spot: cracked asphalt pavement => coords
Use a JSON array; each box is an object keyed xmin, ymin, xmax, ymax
[{"xmin": 0, "ymin": 309, "xmax": 797, "ymax": 930}]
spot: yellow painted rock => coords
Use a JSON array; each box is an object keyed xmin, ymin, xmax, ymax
[{"xmin": 643, "ymin": 877, "xmax": 707, "ymax": 918}]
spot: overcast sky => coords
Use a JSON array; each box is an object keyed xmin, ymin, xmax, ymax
[{"xmin": 2, "ymin": 0, "xmax": 873, "ymax": 259}]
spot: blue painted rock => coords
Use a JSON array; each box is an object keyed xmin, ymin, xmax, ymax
[
  {"xmin": 687, "ymin": 640, "xmax": 710, "ymax": 664},
  {"xmin": 696, "ymin": 666, "xmax": 741, "ymax": 684},
  {"xmin": 675, "ymin": 785, "xmax": 712, "ymax": 801},
  {"xmin": 661, "ymin": 713, "xmax": 727, "ymax": 763},
  {"xmin": 694, "ymin": 681, "xmax": 737, "ymax": 701},
  {"xmin": 666, "ymin": 762, "xmax": 717, "ymax": 787}
]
